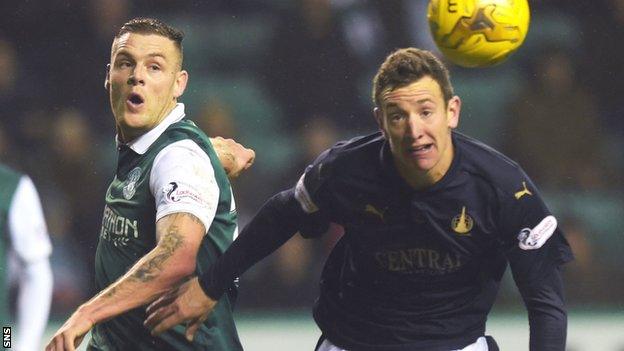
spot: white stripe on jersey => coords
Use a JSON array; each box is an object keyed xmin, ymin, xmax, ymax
[{"xmin": 294, "ymin": 173, "xmax": 319, "ymax": 213}]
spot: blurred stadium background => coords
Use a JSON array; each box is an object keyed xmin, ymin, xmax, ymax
[{"xmin": 1, "ymin": 0, "xmax": 623, "ymax": 349}]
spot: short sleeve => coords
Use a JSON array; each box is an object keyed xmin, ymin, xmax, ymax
[
  {"xmin": 8, "ymin": 176, "xmax": 52, "ymax": 263},
  {"xmin": 150, "ymin": 139, "xmax": 220, "ymax": 233}
]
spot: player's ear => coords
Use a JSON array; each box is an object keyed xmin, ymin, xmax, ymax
[
  {"xmin": 173, "ymin": 70, "xmax": 188, "ymax": 99},
  {"xmin": 446, "ymin": 96, "xmax": 461, "ymax": 129},
  {"xmin": 373, "ymin": 107, "xmax": 386, "ymax": 135},
  {"xmin": 373, "ymin": 106, "xmax": 383, "ymax": 130},
  {"xmin": 104, "ymin": 64, "xmax": 111, "ymax": 91}
]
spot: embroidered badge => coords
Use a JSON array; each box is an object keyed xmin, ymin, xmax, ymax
[
  {"xmin": 122, "ymin": 167, "xmax": 142, "ymax": 200},
  {"xmin": 451, "ymin": 206, "xmax": 473, "ymax": 235}
]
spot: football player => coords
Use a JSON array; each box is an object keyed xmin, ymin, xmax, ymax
[{"xmin": 146, "ymin": 48, "xmax": 573, "ymax": 351}]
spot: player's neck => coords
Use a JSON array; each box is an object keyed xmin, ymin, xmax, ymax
[
  {"xmin": 117, "ymin": 102, "xmax": 177, "ymax": 144},
  {"xmin": 398, "ymin": 146, "xmax": 454, "ymax": 190}
]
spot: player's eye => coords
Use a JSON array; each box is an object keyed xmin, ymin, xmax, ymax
[
  {"xmin": 421, "ymin": 110, "xmax": 433, "ymax": 118},
  {"xmin": 117, "ymin": 61, "xmax": 133, "ymax": 68},
  {"xmin": 390, "ymin": 113, "xmax": 404, "ymax": 121},
  {"xmin": 148, "ymin": 64, "xmax": 161, "ymax": 71}
]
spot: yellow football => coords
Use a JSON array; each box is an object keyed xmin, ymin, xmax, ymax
[{"xmin": 427, "ymin": 0, "xmax": 530, "ymax": 67}]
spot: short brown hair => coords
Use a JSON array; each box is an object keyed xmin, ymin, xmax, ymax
[
  {"xmin": 114, "ymin": 17, "xmax": 184, "ymax": 64},
  {"xmin": 372, "ymin": 48, "xmax": 454, "ymax": 108}
]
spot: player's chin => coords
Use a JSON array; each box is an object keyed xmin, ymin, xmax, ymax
[
  {"xmin": 119, "ymin": 112, "xmax": 149, "ymax": 129},
  {"xmin": 404, "ymin": 153, "xmax": 437, "ymax": 170}
]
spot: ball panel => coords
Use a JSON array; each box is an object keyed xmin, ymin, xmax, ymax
[{"xmin": 428, "ymin": 0, "xmax": 530, "ymax": 67}]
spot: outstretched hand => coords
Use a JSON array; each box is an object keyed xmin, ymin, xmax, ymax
[
  {"xmin": 211, "ymin": 137, "xmax": 255, "ymax": 179},
  {"xmin": 144, "ymin": 277, "xmax": 218, "ymax": 341},
  {"xmin": 45, "ymin": 309, "xmax": 94, "ymax": 351}
]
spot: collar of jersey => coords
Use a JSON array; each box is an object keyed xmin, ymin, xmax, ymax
[{"xmin": 115, "ymin": 103, "xmax": 186, "ymax": 155}]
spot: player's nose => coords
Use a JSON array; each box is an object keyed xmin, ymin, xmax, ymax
[
  {"xmin": 405, "ymin": 115, "xmax": 424, "ymax": 140},
  {"xmin": 127, "ymin": 66, "xmax": 146, "ymax": 86}
]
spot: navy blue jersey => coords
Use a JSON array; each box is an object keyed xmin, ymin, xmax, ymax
[{"xmin": 294, "ymin": 131, "xmax": 573, "ymax": 350}]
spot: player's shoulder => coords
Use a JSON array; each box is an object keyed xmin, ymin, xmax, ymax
[
  {"xmin": 454, "ymin": 132, "xmax": 530, "ymax": 196},
  {"xmin": 160, "ymin": 118, "xmax": 211, "ymax": 146},
  {"xmin": 316, "ymin": 131, "xmax": 385, "ymax": 170},
  {"xmin": 155, "ymin": 139, "xmax": 211, "ymax": 164}
]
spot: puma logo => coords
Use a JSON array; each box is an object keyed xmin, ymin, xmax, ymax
[
  {"xmin": 365, "ymin": 204, "xmax": 386, "ymax": 222},
  {"xmin": 514, "ymin": 182, "xmax": 533, "ymax": 200}
]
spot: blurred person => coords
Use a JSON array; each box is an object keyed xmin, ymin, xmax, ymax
[
  {"xmin": 146, "ymin": 48, "xmax": 574, "ymax": 351},
  {"xmin": 89, "ymin": 0, "xmax": 130, "ymax": 42},
  {"xmin": 0, "ymin": 163, "xmax": 53, "ymax": 350},
  {"xmin": 0, "ymin": 38, "xmax": 17, "ymax": 95},
  {"xmin": 263, "ymin": 0, "xmax": 365, "ymax": 132},
  {"xmin": 582, "ymin": 0, "xmax": 624, "ymax": 141},
  {"xmin": 0, "ymin": 38, "xmax": 36, "ymax": 124},
  {"xmin": 559, "ymin": 216, "xmax": 622, "ymax": 304},
  {"xmin": 263, "ymin": 117, "xmax": 342, "ymax": 307},
  {"xmin": 0, "ymin": 123, "xmax": 18, "ymax": 166},
  {"xmin": 46, "ymin": 17, "xmax": 254, "ymax": 351},
  {"xmin": 196, "ymin": 98, "xmax": 237, "ymax": 139},
  {"xmin": 505, "ymin": 48, "xmax": 610, "ymax": 190},
  {"xmin": 49, "ymin": 108, "xmax": 110, "ymax": 295}
]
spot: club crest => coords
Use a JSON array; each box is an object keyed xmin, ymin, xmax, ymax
[
  {"xmin": 122, "ymin": 167, "xmax": 142, "ymax": 200},
  {"xmin": 451, "ymin": 206, "xmax": 473, "ymax": 235}
]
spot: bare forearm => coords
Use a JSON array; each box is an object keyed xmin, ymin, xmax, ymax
[{"xmin": 79, "ymin": 228, "xmax": 195, "ymax": 324}]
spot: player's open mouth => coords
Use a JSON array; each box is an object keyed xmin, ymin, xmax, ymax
[
  {"xmin": 408, "ymin": 144, "xmax": 433, "ymax": 156},
  {"xmin": 126, "ymin": 93, "xmax": 145, "ymax": 110}
]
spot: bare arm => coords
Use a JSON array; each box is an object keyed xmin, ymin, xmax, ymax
[
  {"xmin": 46, "ymin": 212, "xmax": 205, "ymax": 351},
  {"xmin": 144, "ymin": 188, "xmax": 329, "ymax": 340}
]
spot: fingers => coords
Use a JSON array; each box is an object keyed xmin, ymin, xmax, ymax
[
  {"xmin": 144, "ymin": 304, "xmax": 177, "ymax": 332},
  {"xmin": 146, "ymin": 291, "xmax": 177, "ymax": 316},
  {"xmin": 55, "ymin": 336, "xmax": 63, "ymax": 351},
  {"xmin": 211, "ymin": 136, "xmax": 255, "ymax": 178},
  {"xmin": 243, "ymin": 149, "xmax": 256, "ymax": 169},
  {"xmin": 184, "ymin": 317, "xmax": 203, "ymax": 342},
  {"xmin": 150, "ymin": 310, "xmax": 187, "ymax": 336},
  {"xmin": 45, "ymin": 335, "xmax": 61, "ymax": 351},
  {"xmin": 75, "ymin": 334, "xmax": 86, "ymax": 349},
  {"xmin": 229, "ymin": 147, "xmax": 255, "ymax": 178},
  {"xmin": 46, "ymin": 332, "xmax": 73, "ymax": 351},
  {"xmin": 64, "ymin": 333, "xmax": 76, "ymax": 351}
]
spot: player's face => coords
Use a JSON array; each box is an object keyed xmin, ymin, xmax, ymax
[
  {"xmin": 107, "ymin": 33, "xmax": 188, "ymax": 142},
  {"xmin": 375, "ymin": 76, "xmax": 460, "ymax": 186}
]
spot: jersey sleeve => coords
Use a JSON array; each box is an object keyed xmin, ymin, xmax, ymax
[
  {"xmin": 8, "ymin": 176, "xmax": 52, "ymax": 263},
  {"xmin": 294, "ymin": 148, "xmax": 336, "ymax": 237},
  {"xmin": 498, "ymin": 175, "xmax": 573, "ymax": 266},
  {"xmin": 498, "ymin": 174, "xmax": 573, "ymax": 350},
  {"xmin": 295, "ymin": 146, "xmax": 338, "ymax": 213},
  {"xmin": 149, "ymin": 139, "xmax": 220, "ymax": 234}
]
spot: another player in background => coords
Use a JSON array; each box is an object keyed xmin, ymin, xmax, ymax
[
  {"xmin": 0, "ymin": 163, "xmax": 53, "ymax": 351},
  {"xmin": 46, "ymin": 17, "xmax": 254, "ymax": 351},
  {"xmin": 146, "ymin": 48, "xmax": 573, "ymax": 351}
]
